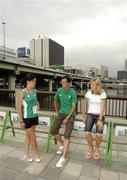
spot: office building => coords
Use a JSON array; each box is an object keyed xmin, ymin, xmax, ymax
[
  {"xmin": 117, "ymin": 71, "xmax": 127, "ymax": 80},
  {"xmin": 100, "ymin": 65, "xmax": 108, "ymax": 78},
  {"xmin": 30, "ymin": 36, "xmax": 64, "ymax": 68}
]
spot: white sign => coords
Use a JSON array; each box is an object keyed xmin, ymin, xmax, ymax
[
  {"xmin": 74, "ymin": 121, "xmax": 85, "ymax": 131},
  {"xmin": 38, "ymin": 116, "xmax": 50, "ymax": 126},
  {"xmin": 11, "ymin": 113, "xmax": 19, "ymax": 122},
  {"xmin": 0, "ymin": 111, "xmax": 6, "ymax": 120},
  {"xmin": 115, "ymin": 126, "xmax": 127, "ymax": 136}
]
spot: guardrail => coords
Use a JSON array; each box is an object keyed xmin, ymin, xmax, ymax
[
  {"xmin": 0, "ymin": 89, "xmax": 127, "ymax": 119},
  {"xmin": 0, "ymin": 89, "xmax": 15, "ymax": 107}
]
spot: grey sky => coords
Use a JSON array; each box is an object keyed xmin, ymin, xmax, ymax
[{"xmin": 0, "ymin": 0, "xmax": 127, "ymax": 77}]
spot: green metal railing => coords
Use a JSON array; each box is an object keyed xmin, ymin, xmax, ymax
[{"xmin": 1, "ymin": 109, "xmax": 127, "ymax": 165}]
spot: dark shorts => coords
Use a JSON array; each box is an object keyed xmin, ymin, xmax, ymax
[
  {"xmin": 51, "ymin": 113, "xmax": 74, "ymax": 139},
  {"xmin": 85, "ymin": 114, "xmax": 105, "ymax": 134},
  {"xmin": 23, "ymin": 116, "xmax": 38, "ymax": 129}
]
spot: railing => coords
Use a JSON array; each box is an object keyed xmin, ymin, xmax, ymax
[
  {"xmin": 0, "ymin": 89, "xmax": 127, "ymax": 119},
  {"xmin": 77, "ymin": 94, "xmax": 127, "ymax": 119},
  {"xmin": 0, "ymin": 89, "xmax": 15, "ymax": 107},
  {"xmin": 37, "ymin": 91, "xmax": 55, "ymax": 111}
]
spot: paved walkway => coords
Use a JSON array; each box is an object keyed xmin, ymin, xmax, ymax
[{"xmin": 0, "ymin": 124, "xmax": 127, "ymax": 180}]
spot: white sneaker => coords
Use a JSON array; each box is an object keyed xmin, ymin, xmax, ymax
[
  {"xmin": 56, "ymin": 145, "xmax": 64, "ymax": 155},
  {"xmin": 56, "ymin": 156, "xmax": 65, "ymax": 168}
]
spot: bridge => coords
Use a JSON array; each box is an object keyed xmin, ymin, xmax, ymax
[{"xmin": 0, "ymin": 58, "xmax": 91, "ymax": 92}]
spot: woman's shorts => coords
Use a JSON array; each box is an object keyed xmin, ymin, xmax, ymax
[
  {"xmin": 23, "ymin": 116, "xmax": 38, "ymax": 129},
  {"xmin": 85, "ymin": 114, "xmax": 105, "ymax": 134}
]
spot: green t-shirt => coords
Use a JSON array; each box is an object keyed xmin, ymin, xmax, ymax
[
  {"xmin": 54, "ymin": 87, "xmax": 77, "ymax": 115},
  {"xmin": 22, "ymin": 88, "xmax": 38, "ymax": 118}
]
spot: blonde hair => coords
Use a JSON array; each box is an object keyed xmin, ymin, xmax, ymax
[{"xmin": 90, "ymin": 78, "xmax": 103, "ymax": 94}]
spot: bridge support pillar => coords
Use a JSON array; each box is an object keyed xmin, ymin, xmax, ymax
[
  {"xmin": 8, "ymin": 75, "xmax": 15, "ymax": 90},
  {"xmin": 49, "ymin": 79, "xmax": 53, "ymax": 92},
  {"xmin": 80, "ymin": 81, "xmax": 83, "ymax": 93}
]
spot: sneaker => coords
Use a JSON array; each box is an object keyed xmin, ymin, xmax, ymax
[
  {"xmin": 56, "ymin": 156, "xmax": 65, "ymax": 168},
  {"xmin": 56, "ymin": 145, "xmax": 64, "ymax": 155}
]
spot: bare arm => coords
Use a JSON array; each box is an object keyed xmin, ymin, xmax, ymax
[
  {"xmin": 18, "ymin": 90, "xmax": 23, "ymax": 123},
  {"xmin": 66, "ymin": 103, "xmax": 76, "ymax": 119},
  {"xmin": 99, "ymin": 99, "xmax": 106, "ymax": 120},
  {"xmin": 97, "ymin": 99, "xmax": 106, "ymax": 128},
  {"xmin": 54, "ymin": 100, "xmax": 59, "ymax": 115},
  {"xmin": 62, "ymin": 103, "xmax": 76, "ymax": 124},
  {"xmin": 81, "ymin": 98, "xmax": 87, "ymax": 123}
]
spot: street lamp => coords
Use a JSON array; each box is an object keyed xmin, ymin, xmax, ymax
[{"xmin": 2, "ymin": 22, "xmax": 6, "ymax": 60}]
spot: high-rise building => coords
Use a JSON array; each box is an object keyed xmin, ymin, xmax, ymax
[
  {"xmin": 125, "ymin": 59, "xmax": 127, "ymax": 72},
  {"xmin": 100, "ymin": 65, "xmax": 108, "ymax": 78},
  {"xmin": 117, "ymin": 71, "xmax": 127, "ymax": 80},
  {"xmin": 30, "ymin": 36, "xmax": 64, "ymax": 68}
]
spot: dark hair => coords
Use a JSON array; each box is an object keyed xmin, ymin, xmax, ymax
[
  {"xmin": 22, "ymin": 73, "xmax": 36, "ymax": 87},
  {"xmin": 62, "ymin": 75, "xmax": 71, "ymax": 83}
]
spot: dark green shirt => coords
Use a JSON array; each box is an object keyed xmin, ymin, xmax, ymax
[{"xmin": 54, "ymin": 87, "xmax": 77, "ymax": 115}]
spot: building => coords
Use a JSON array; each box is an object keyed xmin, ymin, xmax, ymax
[
  {"xmin": 0, "ymin": 46, "xmax": 16, "ymax": 61},
  {"xmin": 82, "ymin": 67, "xmax": 99, "ymax": 77},
  {"xmin": 125, "ymin": 59, "xmax": 127, "ymax": 72},
  {"xmin": 100, "ymin": 65, "xmax": 108, "ymax": 78},
  {"xmin": 89, "ymin": 67, "xmax": 99, "ymax": 77},
  {"xmin": 117, "ymin": 71, "xmax": 127, "ymax": 81},
  {"xmin": 30, "ymin": 36, "xmax": 64, "ymax": 68},
  {"xmin": 64, "ymin": 67, "xmax": 84, "ymax": 76}
]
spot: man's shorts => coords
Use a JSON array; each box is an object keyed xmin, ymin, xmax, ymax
[
  {"xmin": 23, "ymin": 116, "xmax": 38, "ymax": 129},
  {"xmin": 51, "ymin": 113, "xmax": 74, "ymax": 139},
  {"xmin": 85, "ymin": 114, "xmax": 105, "ymax": 134}
]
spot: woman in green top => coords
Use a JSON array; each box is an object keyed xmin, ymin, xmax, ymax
[{"xmin": 18, "ymin": 73, "xmax": 40, "ymax": 162}]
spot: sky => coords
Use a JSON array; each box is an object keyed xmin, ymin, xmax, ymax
[{"xmin": 0, "ymin": 0, "xmax": 127, "ymax": 77}]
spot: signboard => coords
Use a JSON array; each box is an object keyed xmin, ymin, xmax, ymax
[{"xmin": 115, "ymin": 126, "xmax": 127, "ymax": 136}]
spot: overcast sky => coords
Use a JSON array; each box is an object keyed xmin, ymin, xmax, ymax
[{"xmin": 0, "ymin": 0, "xmax": 127, "ymax": 77}]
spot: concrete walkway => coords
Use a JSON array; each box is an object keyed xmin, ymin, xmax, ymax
[{"xmin": 0, "ymin": 125, "xmax": 127, "ymax": 180}]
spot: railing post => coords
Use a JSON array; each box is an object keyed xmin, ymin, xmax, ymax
[{"xmin": 126, "ymin": 101, "xmax": 127, "ymax": 119}]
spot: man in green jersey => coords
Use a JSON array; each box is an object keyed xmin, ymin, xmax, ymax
[{"xmin": 51, "ymin": 76, "xmax": 77, "ymax": 168}]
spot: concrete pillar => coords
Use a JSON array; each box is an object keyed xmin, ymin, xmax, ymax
[
  {"xmin": 49, "ymin": 79, "xmax": 53, "ymax": 92},
  {"xmin": 8, "ymin": 75, "xmax": 15, "ymax": 90},
  {"xmin": 15, "ymin": 88, "xmax": 21, "ymax": 110},
  {"xmin": 80, "ymin": 81, "xmax": 83, "ymax": 93}
]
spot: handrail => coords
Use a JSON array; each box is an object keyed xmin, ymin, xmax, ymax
[{"xmin": 0, "ymin": 89, "xmax": 126, "ymax": 119}]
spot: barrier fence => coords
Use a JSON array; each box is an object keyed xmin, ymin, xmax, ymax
[
  {"xmin": 0, "ymin": 89, "xmax": 127, "ymax": 119},
  {"xmin": 1, "ymin": 109, "xmax": 127, "ymax": 165}
]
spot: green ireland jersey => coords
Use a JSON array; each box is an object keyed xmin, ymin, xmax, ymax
[
  {"xmin": 54, "ymin": 87, "xmax": 77, "ymax": 115},
  {"xmin": 22, "ymin": 88, "xmax": 38, "ymax": 118}
]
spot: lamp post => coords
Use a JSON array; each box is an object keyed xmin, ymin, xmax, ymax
[{"xmin": 2, "ymin": 22, "xmax": 6, "ymax": 60}]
